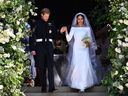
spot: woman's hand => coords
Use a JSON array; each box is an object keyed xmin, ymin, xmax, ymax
[{"xmin": 85, "ymin": 41, "xmax": 90, "ymax": 47}]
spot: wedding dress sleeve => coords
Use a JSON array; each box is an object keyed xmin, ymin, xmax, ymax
[{"xmin": 65, "ymin": 27, "xmax": 74, "ymax": 42}]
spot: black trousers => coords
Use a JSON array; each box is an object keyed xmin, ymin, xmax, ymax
[{"xmin": 35, "ymin": 44, "xmax": 55, "ymax": 91}]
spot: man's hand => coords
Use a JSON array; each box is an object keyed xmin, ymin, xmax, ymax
[{"xmin": 31, "ymin": 51, "xmax": 36, "ymax": 55}]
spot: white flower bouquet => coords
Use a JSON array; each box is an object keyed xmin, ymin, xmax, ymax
[{"xmin": 82, "ymin": 36, "xmax": 91, "ymax": 47}]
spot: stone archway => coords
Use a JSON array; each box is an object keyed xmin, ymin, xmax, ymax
[{"xmin": 29, "ymin": 0, "xmax": 111, "ymax": 88}]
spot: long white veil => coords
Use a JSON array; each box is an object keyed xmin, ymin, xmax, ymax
[{"xmin": 63, "ymin": 12, "xmax": 100, "ymax": 85}]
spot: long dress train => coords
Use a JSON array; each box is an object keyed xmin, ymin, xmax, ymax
[{"xmin": 65, "ymin": 27, "xmax": 98, "ymax": 90}]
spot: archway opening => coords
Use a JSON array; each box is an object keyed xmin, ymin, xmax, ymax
[
  {"xmin": 27, "ymin": 0, "xmax": 111, "ymax": 88},
  {"xmin": 34, "ymin": 0, "xmax": 98, "ymax": 28}
]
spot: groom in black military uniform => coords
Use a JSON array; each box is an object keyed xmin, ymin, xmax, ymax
[{"xmin": 30, "ymin": 8, "xmax": 57, "ymax": 92}]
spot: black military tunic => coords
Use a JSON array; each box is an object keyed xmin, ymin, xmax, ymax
[{"xmin": 30, "ymin": 19, "xmax": 57, "ymax": 92}]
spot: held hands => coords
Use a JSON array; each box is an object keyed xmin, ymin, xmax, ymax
[{"xmin": 60, "ymin": 26, "xmax": 68, "ymax": 33}]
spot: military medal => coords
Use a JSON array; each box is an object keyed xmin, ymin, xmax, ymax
[{"xmin": 49, "ymin": 30, "xmax": 52, "ymax": 33}]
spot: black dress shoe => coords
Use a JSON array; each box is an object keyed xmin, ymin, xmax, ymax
[
  {"xmin": 48, "ymin": 88, "xmax": 57, "ymax": 92},
  {"xmin": 41, "ymin": 90, "xmax": 47, "ymax": 92},
  {"xmin": 41, "ymin": 88, "xmax": 47, "ymax": 92}
]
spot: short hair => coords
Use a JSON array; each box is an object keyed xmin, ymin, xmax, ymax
[{"xmin": 41, "ymin": 8, "xmax": 50, "ymax": 15}]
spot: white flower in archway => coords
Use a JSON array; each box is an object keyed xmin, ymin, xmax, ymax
[
  {"xmin": 110, "ymin": 39, "xmax": 113, "ymax": 44},
  {"xmin": 123, "ymin": 20, "xmax": 128, "ymax": 25},
  {"xmin": 0, "ymin": 85, "xmax": 3, "ymax": 90},
  {"xmin": 119, "ymin": 55, "xmax": 124, "ymax": 59},
  {"xmin": 125, "ymin": 38, "xmax": 128, "ymax": 42},
  {"xmin": 117, "ymin": 85, "xmax": 124, "ymax": 91},
  {"xmin": 125, "ymin": 66, "xmax": 128, "ymax": 70},
  {"xmin": 126, "ymin": 62, "xmax": 128, "ymax": 66},
  {"xmin": 119, "ymin": 20, "xmax": 123, "ymax": 23},
  {"xmin": 117, "ymin": 34, "xmax": 123, "ymax": 39},
  {"xmin": 117, "ymin": 39, "xmax": 122, "ymax": 46},
  {"xmin": 114, "ymin": 71, "xmax": 118, "ymax": 76},
  {"xmin": 122, "ymin": 42, "xmax": 128, "ymax": 47},
  {"xmin": 16, "ymin": 21, "xmax": 20, "ymax": 25},
  {"xmin": 3, "ymin": 53, "xmax": 10, "ymax": 58},
  {"xmin": 5, "ymin": 29, "xmax": 15, "ymax": 38},
  {"xmin": 11, "ymin": 45, "xmax": 17, "ymax": 50},
  {"xmin": 113, "ymin": 28, "xmax": 117, "ymax": 31},
  {"xmin": 125, "ymin": 83, "xmax": 128, "ymax": 88},
  {"xmin": 115, "ymin": 47, "xmax": 121, "ymax": 53}
]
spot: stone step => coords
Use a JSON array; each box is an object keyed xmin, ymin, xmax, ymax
[
  {"xmin": 22, "ymin": 86, "xmax": 107, "ymax": 93},
  {"xmin": 25, "ymin": 92, "xmax": 107, "ymax": 96}
]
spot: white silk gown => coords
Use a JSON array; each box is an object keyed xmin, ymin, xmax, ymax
[{"xmin": 65, "ymin": 26, "xmax": 98, "ymax": 90}]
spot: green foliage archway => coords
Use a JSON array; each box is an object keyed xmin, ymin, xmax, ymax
[
  {"xmin": 0, "ymin": 0, "xmax": 35, "ymax": 96},
  {"xmin": 102, "ymin": 0, "xmax": 128, "ymax": 95}
]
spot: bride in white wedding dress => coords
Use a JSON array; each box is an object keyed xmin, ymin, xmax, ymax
[{"xmin": 60, "ymin": 12, "xmax": 98, "ymax": 92}]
